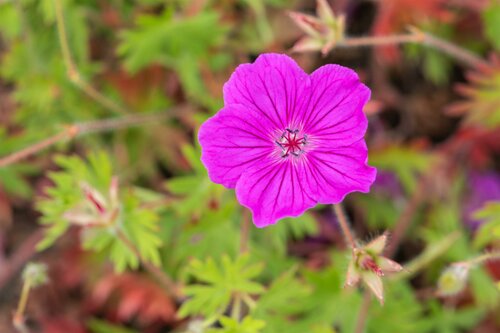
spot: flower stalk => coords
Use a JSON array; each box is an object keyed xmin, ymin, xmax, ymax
[
  {"xmin": 290, "ymin": 0, "xmax": 488, "ymax": 69},
  {"xmin": 333, "ymin": 204, "xmax": 356, "ymax": 250},
  {"xmin": 13, "ymin": 278, "xmax": 31, "ymax": 333},
  {"xmin": 12, "ymin": 263, "xmax": 48, "ymax": 333},
  {"xmin": 0, "ymin": 111, "xmax": 174, "ymax": 168}
]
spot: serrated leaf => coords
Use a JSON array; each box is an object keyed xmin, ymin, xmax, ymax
[
  {"xmin": 36, "ymin": 152, "xmax": 163, "ymax": 271},
  {"xmin": 179, "ymin": 255, "xmax": 264, "ymax": 318}
]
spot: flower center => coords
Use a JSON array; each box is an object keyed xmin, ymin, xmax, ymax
[
  {"xmin": 275, "ymin": 128, "xmax": 307, "ymax": 158},
  {"xmin": 361, "ymin": 256, "xmax": 384, "ymax": 277}
]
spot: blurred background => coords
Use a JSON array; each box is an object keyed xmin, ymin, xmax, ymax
[{"xmin": 1, "ymin": 0, "xmax": 500, "ymax": 332}]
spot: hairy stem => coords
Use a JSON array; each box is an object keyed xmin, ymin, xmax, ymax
[
  {"xmin": 0, "ymin": 111, "xmax": 173, "ymax": 168},
  {"xmin": 354, "ymin": 291, "xmax": 371, "ymax": 333},
  {"xmin": 53, "ymin": 0, "xmax": 128, "ymax": 114},
  {"xmin": 116, "ymin": 229, "xmax": 182, "ymax": 301},
  {"xmin": 333, "ymin": 204, "xmax": 356, "ymax": 250},
  {"xmin": 337, "ymin": 27, "xmax": 488, "ymax": 68},
  {"xmin": 0, "ymin": 129, "xmax": 74, "ymax": 168},
  {"xmin": 392, "ymin": 232, "xmax": 460, "ymax": 281}
]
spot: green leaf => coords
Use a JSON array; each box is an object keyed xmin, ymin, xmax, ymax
[
  {"xmin": 87, "ymin": 318, "xmax": 138, "ymax": 333},
  {"xmin": 483, "ymin": 3, "xmax": 500, "ymax": 50},
  {"xmin": 179, "ymin": 255, "xmax": 265, "ymax": 318},
  {"xmin": 253, "ymin": 268, "xmax": 312, "ymax": 333},
  {"xmin": 118, "ymin": 9, "xmax": 227, "ymax": 73},
  {"xmin": 370, "ymin": 146, "xmax": 433, "ymax": 193},
  {"xmin": 473, "ymin": 202, "xmax": 500, "ymax": 248},
  {"xmin": 421, "ymin": 301, "xmax": 485, "ymax": 333},
  {"xmin": 36, "ymin": 152, "xmax": 163, "ymax": 272},
  {"xmin": 207, "ymin": 316, "xmax": 266, "ymax": 333}
]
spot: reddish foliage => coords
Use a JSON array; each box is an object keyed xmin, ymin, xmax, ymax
[
  {"xmin": 40, "ymin": 317, "xmax": 88, "ymax": 333},
  {"xmin": 441, "ymin": 127, "xmax": 500, "ymax": 169},
  {"xmin": 104, "ymin": 66, "xmax": 172, "ymax": 109},
  {"xmin": 91, "ymin": 273, "xmax": 177, "ymax": 326},
  {"xmin": 0, "ymin": 187, "xmax": 12, "ymax": 231}
]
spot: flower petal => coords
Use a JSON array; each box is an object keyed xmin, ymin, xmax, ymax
[
  {"xmin": 365, "ymin": 233, "xmax": 388, "ymax": 254},
  {"xmin": 223, "ymin": 54, "xmax": 310, "ymax": 128},
  {"xmin": 364, "ymin": 271, "xmax": 384, "ymax": 304},
  {"xmin": 199, "ymin": 104, "xmax": 274, "ymax": 188},
  {"xmin": 302, "ymin": 65, "xmax": 370, "ymax": 146},
  {"xmin": 304, "ymin": 140, "xmax": 377, "ymax": 203},
  {"xmin": 235, "ymin": 158, "xmax": 317, "ymax": 227},
  {"xmin": 378, "ymin": 257, "xmax": 403, "ymax": 273},
  {"xmin": 345, "ymin": 261, "xmax": 361, "ymax": 287}
]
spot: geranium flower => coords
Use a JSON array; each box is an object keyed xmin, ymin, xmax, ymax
[{"xmin": 199, "ymin": 53, "xmax": 376, "ymax": 227}]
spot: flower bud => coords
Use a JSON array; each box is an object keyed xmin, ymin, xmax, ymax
[
  {"xmin": 437, "ymin": 263, "xmax": 469, "ymax": 296},
  {"xmin": 344, "ymin": 233, "xmax": 403, "ymax": 304},
  {"xmin": 288, "ymin": 0, "xmax": 346, "ymax": 55},
  {"xmin": 22, "ymin": 262, "xmax": 49, "ymax": 287}
]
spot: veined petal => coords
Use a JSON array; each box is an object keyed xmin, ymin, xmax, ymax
[
  {"xmin": 235, "ymin": 158, "xmax": 317, "ymax": 228},
  {"xmin": 302, "ymin": 65, "xmax": 370, "ymax": 147},
  {"xmin": 199, "ymin": 53, "xmax": 377, "ymax": 227},
  {"xmin": 304, "ymin": 140, "xmax": 376, "ymax": 203},
  {"xmin": 199, "ymin": 104, "xmax": 274, "ymax": 188},
  {"xmin": 223, "ymin": 54, "xmax": 310, "ymax": 128}
]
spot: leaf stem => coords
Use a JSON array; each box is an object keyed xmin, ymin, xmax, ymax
[
  {"xmin": 116, "ymin": 229, "xmax": 182, "ymax": 301},
  {"xmin": 465, "ymin": 250, "xmax": 500, "ymax": 267},
  {"xmin": 336, "ymin": 27, "xmax": 489, "ymax": 68},
  {"xmin": 53, "ymin": 0, "xmax": 128, "ymax": 115},
  {"xmin": 12, "ymin": 277, "xmax": 32, "ymax": 333},
  {"xmin": 0, "ymin": 129, "xmax": 75, "ymax": 168},
  {"xmin": 333, "ymin": 203, "xmax": 356, "ymax": 250},
  {"xmin": 231, "ymin": 292, "xmax": 242, "ymax": 322},
  {"xmin": 0, "ymin": 111, "xmax": 173, "ymax": 168},
  {"xmin": 392, "ymin": 232, "xmax": 460, "ymax": 281}
]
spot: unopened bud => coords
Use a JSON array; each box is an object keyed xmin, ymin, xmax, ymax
[
  {"xmin": 437, "ymin": 263, "xmax": 469, "ymax": 296},
  {"xmin": 22, "ymin": 262, "xmax": 49, "ymax": 287}
]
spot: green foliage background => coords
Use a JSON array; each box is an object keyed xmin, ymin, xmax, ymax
[{"xmin": 1, "ymin": 0, "xmax": 500, "ymax": 333}]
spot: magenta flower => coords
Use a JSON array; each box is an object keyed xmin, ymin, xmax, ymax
[{"xmin": 199, "ymin": 54, "xmax": 376, "ymax": 227}]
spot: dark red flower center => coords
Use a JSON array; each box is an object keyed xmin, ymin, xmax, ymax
[
  {"xmin": 361, "ymin": 257, "xmax": 384, "ymax": 277},
  {"xmin": 276, "ymin": 128, "xmax": 307, "ymax": 158}
]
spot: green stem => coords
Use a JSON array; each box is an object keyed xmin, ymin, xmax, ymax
[
  {"xmin": 337, "ymin": 27, "xmax": 488, "ymax": 68},
  {"xmin": 466, "ymin": 251, "xmax": 500, "ymax": 267},
  {"xmin": 0, "ymin": 111, "xmax": 174, "ymax": 168},
  {"xmin": 53, "ymin": 0, "xmax": 128, "ymax": 114},
  {"xmin": 13, "ymin": 278, "xmax": 31, "ymax": 333},
  {"xmin": 231, "ymin": 293, "xmax": 242, "ymax": 321}
]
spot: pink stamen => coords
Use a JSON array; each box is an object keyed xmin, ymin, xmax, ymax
[
  {"xmin": 276, "ymin": 128, "xmax": 307, "ymax": 157},
  {"xmin": 362, "ymin": 257, "xmax": 384, "ymax": 277}
]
